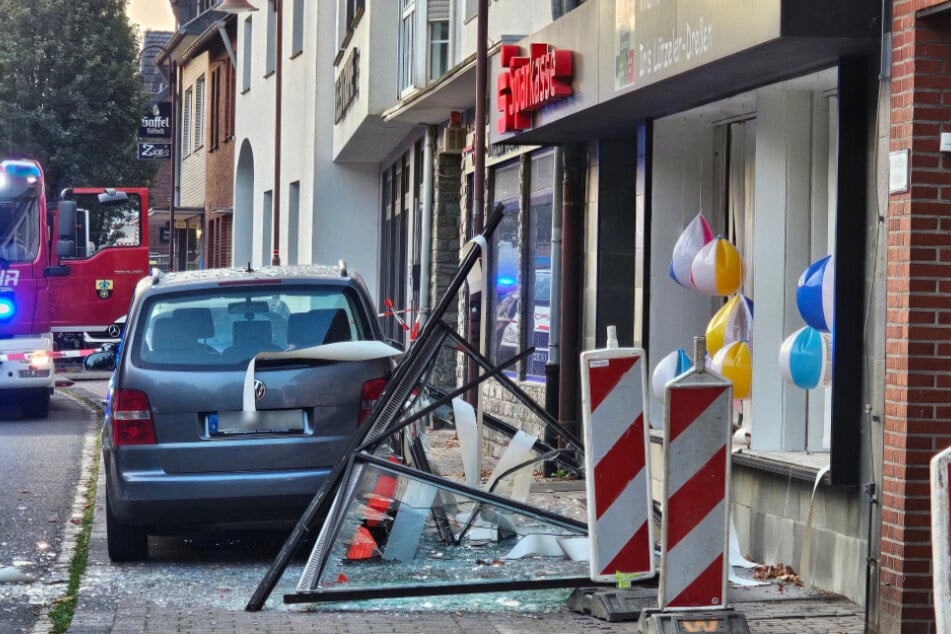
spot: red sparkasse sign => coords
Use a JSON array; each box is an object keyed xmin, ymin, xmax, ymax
[{"xmin": 497, "ymin": 43, "xmax": 573, "ymax": 133}]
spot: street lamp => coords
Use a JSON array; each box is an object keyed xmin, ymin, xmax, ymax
[
  {"xmin": 217, "ymin": 0, "xmax": 283, "ymax": 266},
  {"xmin": 140, "ymin": 43, "xmax": 177, "ymax": 271}
]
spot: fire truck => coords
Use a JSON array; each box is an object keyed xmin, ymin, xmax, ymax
[{"xmin": 0, "ymin": 159, "xmax": 149, "ymax": 418}]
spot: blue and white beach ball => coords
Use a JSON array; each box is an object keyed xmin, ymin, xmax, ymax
[
  {"xmin": 778, "ymin": 326, "xmax": 833, "ymax": 390},
  {"xmin": 796, "ymin": 256, "xmax": 834, "ymax": 332},
  {"xmin": 670, "ymin": 212, "xmax": 713, "ymax": 289},
  {"xmin": 651, "ymin": 348, "xmax": 693, "ymax": 404}
]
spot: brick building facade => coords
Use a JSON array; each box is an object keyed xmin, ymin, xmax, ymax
[{"xmin": 881, "ymin": 2, "xmax": 951, "ymax": 632}]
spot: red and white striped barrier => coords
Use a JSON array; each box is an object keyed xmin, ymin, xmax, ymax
[
  {"xmin": 660, "ymin": 342, "xmax": 732, "ymax": 610},
  {"xmin": 932, "ymin": 445, "xmax": 951, "ymax": 632},
  {"xmin": 0, "ymin": 348, "xmax": 98, "ymax": 362},
  {"xmin": 580, "ymin": 328, "xmax": 654, "ymax": 582}
]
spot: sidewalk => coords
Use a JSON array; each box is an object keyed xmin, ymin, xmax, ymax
[{"xmin": 61, "ymin": 376, "xmax": 867, "ymax": 633}]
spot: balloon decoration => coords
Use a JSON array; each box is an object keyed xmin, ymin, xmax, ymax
[
  {"xmin": 669, "ymin": 212, "xmax": 713, "ymax": 289},
  {"xmin": 691, "ymin": 236, "xmax": 745, "ymax": 297},
  {"xmin": 651, "ymin": 348, "xmax": 693, "ymax": 404},
  {"xmin": 779, "ymin": 326, "xmax": 833, "ymax": 390},
  {"xmin": 796, "ymin": 255, "xmax": 834, "ymax": 332},
  {"xmin": 775, "ymin": 255, "xmax": 835, "ymax": 391},
  {"xmin": 708, "ymin": 341, "xmax": 752, "ymax": 400},
  {"xmin": 665, "ymin": 213, "xmax": 750, "ymax": 398},
  {"xmin": 705, "ymin": 294, "xmax": 753, "ymax": 357}
]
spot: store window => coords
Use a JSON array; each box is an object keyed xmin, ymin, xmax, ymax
[
  {"xmin": 490, "ymin": 150, "xmax": 555, "ymax": 381},
  {"xmin": 648, "ymin": 67, "xmax": 841, "ymax": 453}
]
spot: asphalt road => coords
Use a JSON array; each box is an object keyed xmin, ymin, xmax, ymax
[{"xmin": 0, "ymin": 389, "xmax": 97, "ymax": 634}]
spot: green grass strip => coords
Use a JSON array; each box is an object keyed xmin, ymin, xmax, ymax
[{"xmin": 48, "ymin": 397, "xmax": 102, "ymax": 633}]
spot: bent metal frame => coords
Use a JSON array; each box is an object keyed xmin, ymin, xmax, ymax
[{"xmin": 246, "ymin": 205, "xmax": 591, "ymax": 611}]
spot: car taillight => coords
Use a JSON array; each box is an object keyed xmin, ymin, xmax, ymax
[
  {"xmin": 359, "ymin": 378, "xmax": 388, "ymax": 425},
  {"xmin": 112, "ymin": 389, "xmax": 157, "ymax": 445}
]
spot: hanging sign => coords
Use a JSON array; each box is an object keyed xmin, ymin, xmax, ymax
[
  {"xmin": 137, "ymin": 142, "xmax": 171, "ymax": 160},
  {"xmin": 139, "ymin": 102, "xmax": 172, "ymax": 138}
]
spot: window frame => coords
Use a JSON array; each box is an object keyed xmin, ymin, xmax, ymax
[
  {"xmin": 194, "ymin": 75, "xmax": 206, "ymax": 151},
  {"xmin": 428, "ymin": 19, "xmax": 450, "ymax": 82},
  {"xmin": 182, "ymin": 87, "xmax": 193, "ymax": 157},
  {"xmin": 398, "ymin": 0, "xmax": 417, "ymax": 96},
  {"xmin": 291, "ymin": 0, "xmax": 304, "ymax": 57}
]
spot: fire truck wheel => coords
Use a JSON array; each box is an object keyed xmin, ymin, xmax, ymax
[
  {"xmin": 106, "ymin": 492, "xmax": 149, "ymax": 562},
  {"xmin": 21, "ymin": 389, "xmax": 50, "ymax": 419}
]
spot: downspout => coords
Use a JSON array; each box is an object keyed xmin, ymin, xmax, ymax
[
  {"xmin": 543, "ymin": 147, "xmax": 564, "ymax": 474},
  {"xmin": 558, "ymin": 142, "xmax": 584, "ymax": 440},
  {"xmin": 170, "ymin": 59, "xmax": 180, "ymax": 271},
  {"xmin": 466, "ymin": 0, "xmax": 489, "ymax": 404},
  {"xmin": 419, "ymin": 126, "xmax": 436, "ymax": 328}
]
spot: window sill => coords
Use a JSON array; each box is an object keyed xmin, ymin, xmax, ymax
[
  {"xmin": 731, "ymin": 448, "xmax": 831, "ymax": 484},
  {"xmin": 648, "ymin": 429, "xmax": 831, "ymax": 485}
]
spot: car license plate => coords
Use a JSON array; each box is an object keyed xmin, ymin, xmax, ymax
[{"xmin": 207, "ymin": 410, "xmax": 305, "ymax": 436}]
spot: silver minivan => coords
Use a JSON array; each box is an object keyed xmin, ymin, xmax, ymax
[{"xmin": 89, "ymin": 264, "xmax": 397, "ymax": 561}]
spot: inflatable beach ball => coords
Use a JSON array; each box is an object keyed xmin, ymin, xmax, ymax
[
  {"xmin": 796, "ymin": 255, "xmax": 834, "ymax": 332},
  {"xmin": 691, "ymin": 237, "xmax": 745, "ymax": 297},
  {"xmin": 779, "ymin": 326, "xmax": 833, "ymax": 390},
  {"xmin": 651, "ymin": 348, "xmax": 693, "ymax": 404},
  {"xmin": 669, "ymin": 212, "xmax": 713, "ymax": 289},
  {"xmin": 705, "ymin": 294, "xmax": 753, "ymax": 357},
  {"xmin": 708, "ymin": 341, "xmax": 752, "ymax": 400}
]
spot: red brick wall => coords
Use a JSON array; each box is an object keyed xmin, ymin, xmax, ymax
[
  {"xmin": 203, "ymin": 54, "xmax": 236, "ymax": 269},
  {"xmin": 882, "ymin": 2, "xmax": 951, "ymax": 632}
]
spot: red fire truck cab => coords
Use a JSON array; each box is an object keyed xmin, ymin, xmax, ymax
[{"xmin": 0, "ymin": 159, "xmax": 149, "ymax": 417}]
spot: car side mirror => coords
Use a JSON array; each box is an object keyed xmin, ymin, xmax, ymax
[{"xmin": 83, "ymin": 350, "xmax": 116, "ymax": 372}]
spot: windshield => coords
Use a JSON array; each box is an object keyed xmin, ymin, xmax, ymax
[
  {"xmin": 132, "ymin": 284, "xmax": 371, "ymax": 369},
  {"xmin": 0, "ymin": 195, "xmax": 40, "ymax": 264}
]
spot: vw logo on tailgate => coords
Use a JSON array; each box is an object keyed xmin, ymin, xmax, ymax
[{"xmin": 253, "ymin": 378, "xmax": 266, "ymax": 401}]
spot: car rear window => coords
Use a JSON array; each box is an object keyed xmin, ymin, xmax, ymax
[{"xmin": 131, "ymin": 284, "xmax": 370, "ymax": 368}]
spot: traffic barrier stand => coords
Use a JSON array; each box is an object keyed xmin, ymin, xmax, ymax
[
  {"xmin": 579, "ymin": 325, "xmax": 654, "ymax": 583},
  {"xmin": 642, "ymin": 337, "xmax": 749, "ymax": 634},
  {"xmin": 932, "ymin": 445, "xmax": 951, "ymax": 633}
]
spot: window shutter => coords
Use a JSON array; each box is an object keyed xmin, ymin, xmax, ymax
[{"xmin": 428, "ymin": 0, "xmax": 449, "ymax": 21}]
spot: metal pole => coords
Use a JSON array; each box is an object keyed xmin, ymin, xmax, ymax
[
  {"xmin": 465, "ymin": 0, "xmax": 489, "ymax": 405},
  {"xmin": 169, "ymin": 59, "xmax": 178, "ymax": 271},
  {"xmin": 271, "ymin": 0, "xmax": 283, "ymax": 265},
  {"xmin": 558, "ymin": 143, "xmax": 583, "ymax": 439},
  {"xmin": 543, "ymin": 147, "xmax": 563, "ymax": 474},
  {"xmin": 472, "ymin": 0, "xmax": 487, "ymax": 236}
]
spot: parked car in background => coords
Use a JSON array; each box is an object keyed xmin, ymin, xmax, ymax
[
  {"xmin": 495, "ymin": 268, "xmax": 551, "ymax": 378},
  {"xmin": 85, "ymin": 264, "xmax": 399, "ymax": 561}
]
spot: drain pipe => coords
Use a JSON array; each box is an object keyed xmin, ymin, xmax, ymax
[
  {"xmin": 543, "ymin": 147, "xmax": 564, "ymax": 474},
  {"xmin": 418, "ymin": 125, "xmax": 436, "ymax": 329},
  {"xmin": 558, "ymin": 143, "xmax": 585, "ymax": 440},
  {"xmin": 863, "ymin": 403, "xmax": 880, "ymax": 631}
]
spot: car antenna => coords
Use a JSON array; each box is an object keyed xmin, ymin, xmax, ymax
[{"xmin": 246, "ymin": 261, "xmax": 253, "ymax": 272}]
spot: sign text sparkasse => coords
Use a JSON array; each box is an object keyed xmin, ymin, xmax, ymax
[{"xmin": 497, "ymin": 43, "xmax": 573, "ymax": 134}]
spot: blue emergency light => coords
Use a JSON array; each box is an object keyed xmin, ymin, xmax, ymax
[{"xmin": 0, "ymin": 291, "xmax": 15, "ymax": 320}]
